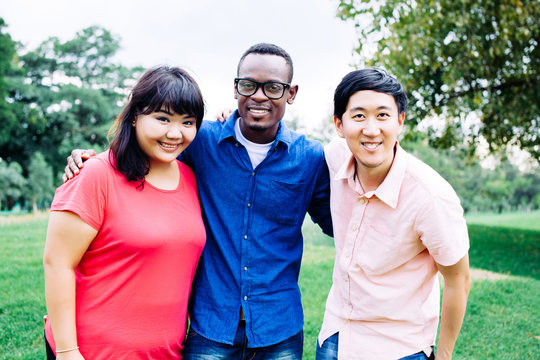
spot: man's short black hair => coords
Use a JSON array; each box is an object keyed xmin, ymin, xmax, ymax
[
  {"xmin": 237, "ymin": 43, "xmax": 294, "ymax": 82},
  {"xmin": 334, "ymin": 68, "xmax": 408, "ymax": 120}
]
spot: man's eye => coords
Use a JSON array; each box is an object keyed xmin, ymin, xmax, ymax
[
  {"xmin": 267, "ymin": 84, "xmax": 283, "ymax": 92},
  {"xmin": 240, "ymin": 82, "xmax": 255, "ymax": 90}
]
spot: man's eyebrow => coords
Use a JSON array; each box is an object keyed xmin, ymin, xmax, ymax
[{"xmin": 349, "ymin": 105, "xmax": 392, "ymax": 112}]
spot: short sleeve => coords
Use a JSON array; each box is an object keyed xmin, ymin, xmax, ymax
[
  {"xmin": 51, "ymin": 155, "xmax": 111, "ymax": 230},
  {"xmin": 416, "ymin": 188, "xmax": 470, "ymax": 266}
]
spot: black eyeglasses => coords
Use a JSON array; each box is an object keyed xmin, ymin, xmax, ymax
[{"xmin": 234, "ymin": 78, "xmax": 290, "ymax": 100}]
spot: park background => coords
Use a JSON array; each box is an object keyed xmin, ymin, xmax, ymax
[{"xmin": 0, "ymin": 0, "xmax": 538, "ymax": 359}]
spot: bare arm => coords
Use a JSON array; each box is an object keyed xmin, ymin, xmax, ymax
[
  {"xmin": 435, "ymin": 254, "xmax": 471, "ymax": 360},
  {"xmin": 62, "ymin": 149, "xmax": 96, "ymax": 183},
  {"xmin": 43, "ymin": 211, "xmax": 98, "ymax": 359}
]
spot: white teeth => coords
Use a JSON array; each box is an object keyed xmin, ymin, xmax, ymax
[
  {"xmin": 250, "ymin": 109, "xmax": 268, "ymax": 114},
  {"xmin": 160, "ymin": 143, "xmax": 179, "ymax": 148},
  {"xmin": 363, "ymin": 143, "xmax": 379, "ymax": 149}
]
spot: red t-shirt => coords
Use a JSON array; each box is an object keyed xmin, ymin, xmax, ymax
[{"xmin": 45, "ymin": 151, "xmax": 205, "ymax": 359}]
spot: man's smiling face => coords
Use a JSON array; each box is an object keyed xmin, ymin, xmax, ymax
[
  {"xmin": 335, "ymin": 89, "xmax": 404, "ymax": 176},
  {"xmin": 235, "ymin": 53, "xmax": 297, "ymax": 144}
]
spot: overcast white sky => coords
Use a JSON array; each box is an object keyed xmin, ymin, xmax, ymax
[{"xmin": 1, "ymin": 0, "xmax": 358, "ymax": 129}]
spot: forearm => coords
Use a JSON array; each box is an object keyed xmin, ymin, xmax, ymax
[
  {"xmin": 44, "ymin": 264, "xmax": 78, "ymax": 351},
  {"xmin": 436, "ymin": 278, "xmax": 470, "ymax": 359}
]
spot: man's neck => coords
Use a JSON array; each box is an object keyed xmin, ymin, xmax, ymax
[
  {"xmin": 355, "ymin": 151, "xmax": 397, "ymax": 193},
  {"xmin": 238, "ymin": 117, "xmax": 279, "ymax": 144}
]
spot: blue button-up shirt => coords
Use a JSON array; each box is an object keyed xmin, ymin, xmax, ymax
[{"xmin": 180, "ymin": 110, "xmax": 333, "ymax": 347}]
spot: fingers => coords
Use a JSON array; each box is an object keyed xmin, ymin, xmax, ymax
[
  {"xmin": 81, "ymin": 150, "xmax": 96, "ymax": 160},
  {"xmin": 71, "ymin": 149, "xmax": 84, "ymax": 168},
  {"xmin": 63, "ymin": 149, "xmax": 96, "ymax": 183},
  {"xmin": 62, "ymin": 164, "xmax": 72, "ymax": 183},
  {"xmin": 215, "ymin": 108, "xmax": 233, "ymax": 124}
]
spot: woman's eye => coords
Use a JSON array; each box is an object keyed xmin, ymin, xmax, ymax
[{"xmin": 157, "ymin": 117, "xmax": 169, "ymax": 122}]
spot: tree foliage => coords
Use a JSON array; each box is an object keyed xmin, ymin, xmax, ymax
[
  {"xmin": 338, "ymin": 0, "xmax": 540, "ymax": 159},
  {"xmin": 1, "ymin": 24, "xmax": 143, "ymax": 179},
  {"xmin": 406, "ymin": 140, "xmax": 540, "ymax": 213},
  {"xmin": 0, "ymin": 160, "xmax": 27, "ymax": 211},
  {"xmin": 27, "ymin": 151, "xmax": 54, "ymax": 212}
]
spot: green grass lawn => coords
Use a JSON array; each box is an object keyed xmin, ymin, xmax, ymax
[
  {"xmin": 0, "ymin": 212, "xmax": 538, "ymax": 359},
  {"xmin": 0, "ymin": 215, "xmax": 48, "ymax": 359},
  {"xmin": 466, "ymin": 210, "xmax": 540, "ymax": 231}
]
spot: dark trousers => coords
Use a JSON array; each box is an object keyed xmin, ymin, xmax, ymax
[{"xmin": 44, "ymin": 332, "xmax": 55, "ymax": 360}]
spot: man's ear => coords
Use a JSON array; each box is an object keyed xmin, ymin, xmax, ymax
[
  {"xmin": 334, "ymin": 116, "xmax": 344, "ymax": 138},
  {"xmin": 397, "ymin": 112, "xmax": 405, "ymax": 134},
  {"xmin": 286, "ymin": 84, "xmax": 299, "ymax": 105}
]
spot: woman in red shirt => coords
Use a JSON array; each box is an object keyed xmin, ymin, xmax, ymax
[{"xmin": 43, "ymin": 66, "xmax": 206, "ymax": 359}]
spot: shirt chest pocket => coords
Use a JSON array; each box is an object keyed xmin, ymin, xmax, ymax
[
  {"xmin": 355, "ymin": 226, "xmax": 418, "ymax": 275},
  {"xmin": 264, "ymin": 180, "xmax": 306, "ymax": 225}
]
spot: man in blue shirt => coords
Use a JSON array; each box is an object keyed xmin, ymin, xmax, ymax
[
  {"xmin": 181, "ymin": 43, "xmax": 332, "ymax": 359},
  {"xmin": 63, "ymin": 43, "xmax": 332, "ymax": 359}
]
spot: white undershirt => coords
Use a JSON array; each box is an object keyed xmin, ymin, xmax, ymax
[{"xmin": 234, "ymin": 118, "xmax": 274, "ymax": 169}]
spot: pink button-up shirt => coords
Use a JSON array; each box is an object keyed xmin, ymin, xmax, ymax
[{"xmin": 319, "ymin": 139, "xmax": 469, "ymax": 360}]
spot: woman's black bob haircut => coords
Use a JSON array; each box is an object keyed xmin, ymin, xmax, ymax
[{"xmin": 109, "ymin": 66, "xmax": 205, "ymax": 187}]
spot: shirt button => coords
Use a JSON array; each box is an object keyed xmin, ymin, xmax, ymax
[
  {"xmin": 244, "ymin": 235, "xmax": 248, "ymax": 239},
  {"xmin": 351, "ymin": 224, "xmax": 358, "ymax": 231},
  {"xmin": 244, "ymin": 267, "xmax": 248, "ymax": 271},
  {"xmin": 251, "ymin": 172, "xmax": 256, "ymax": 176},
  {"xmin": 235, "ymin": 143, "xmax": 239, "ymax": 147},
  {"xmin": 247, "ymin": 203, "xmax": 251, "ymax": 207},
  {"xmin": 358, "ymin": 198, "xmax": 366, "ymax": 204},
  {"xmin": 244, "ymin": 296, "xmax": 248, "ymax": 301}
]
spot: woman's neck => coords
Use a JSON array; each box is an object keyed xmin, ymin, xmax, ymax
[{"xmin": 145, "ymin": 161, "xmax": 180, "ymax": 190}]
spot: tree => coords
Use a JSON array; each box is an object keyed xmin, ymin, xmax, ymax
[
  {"xmin": 0, "ymin": 160, "xmax": 27, "ymax": 211},
  {"xmin": 0, "ymin": 24, "xmax": 143, "ymax": 180},
  {"xmin": 27, "ymin": 151, "xmax": 54, "ymax": 212},
  {"xmin": 337, "ymin": 0, "xmax": 540, "ymax": 160},
  {"xmin": 0, "ymin": 18, "xmax": 18, "ymax": 150}
]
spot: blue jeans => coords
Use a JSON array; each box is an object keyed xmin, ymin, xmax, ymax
[
  {"xmin": 183, "ymin": 321, "xmax": 303, "ymax": 360},
  {"xmin": 315, "ymin": 332, "xmax": 434, "ymax": 360},
  {"xmin": 315, "ymin": 333, "xmax": 338, "ymax": 360}
]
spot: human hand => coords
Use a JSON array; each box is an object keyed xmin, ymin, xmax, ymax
[
  {"xmin": 216, "ymin": 108, "xmax": 233, "ymax": 123},
  {"xmin": 62, "ymin": 149, "xmax": 96, "ymax": 183}
]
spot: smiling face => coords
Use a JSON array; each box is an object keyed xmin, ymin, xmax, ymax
[
  {"xmin": 134, "ymin": 109, "xmax": 197, "ymax": 168},
  {"xmin": 335, "ymin": 90, "xmax": 404, "ymax": 185},
  {"xmin": 235, "ymin": 53, "xmax": 298, "ymax": 144}
]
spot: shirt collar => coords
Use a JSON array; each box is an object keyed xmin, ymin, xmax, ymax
[
  {"xmin": 334, "ymin": 142, "xmax": 407, "ymax": 208},
  {"xmin": 218, "ymin": 110, "xmax": 292, "ymax": 149},
  {"xmin": 374, "ymin": 143, "xmax": 407, "ymax": 208}
]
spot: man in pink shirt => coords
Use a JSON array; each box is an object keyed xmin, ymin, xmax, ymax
[{"xmin": 317, "ymin": 69, "xmax": 471, "ymax": 360}]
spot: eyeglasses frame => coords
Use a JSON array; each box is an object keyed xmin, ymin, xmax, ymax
[{"xmin": 234, "ymin": 78, "xmax": 291, "ymax": 100}]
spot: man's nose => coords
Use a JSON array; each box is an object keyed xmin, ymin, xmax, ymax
[
  {"xmin": 362, "ymin": 119, "xmax": 380, "ymax": 136},
  {"xmin": 250, "ymin": 85, "xmax": 268, "ymax": 101}
]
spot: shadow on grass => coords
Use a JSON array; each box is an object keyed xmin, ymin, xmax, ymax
[{"xmin": 468, "ymin": 224, "xmax": 540, "ymax": 280}]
